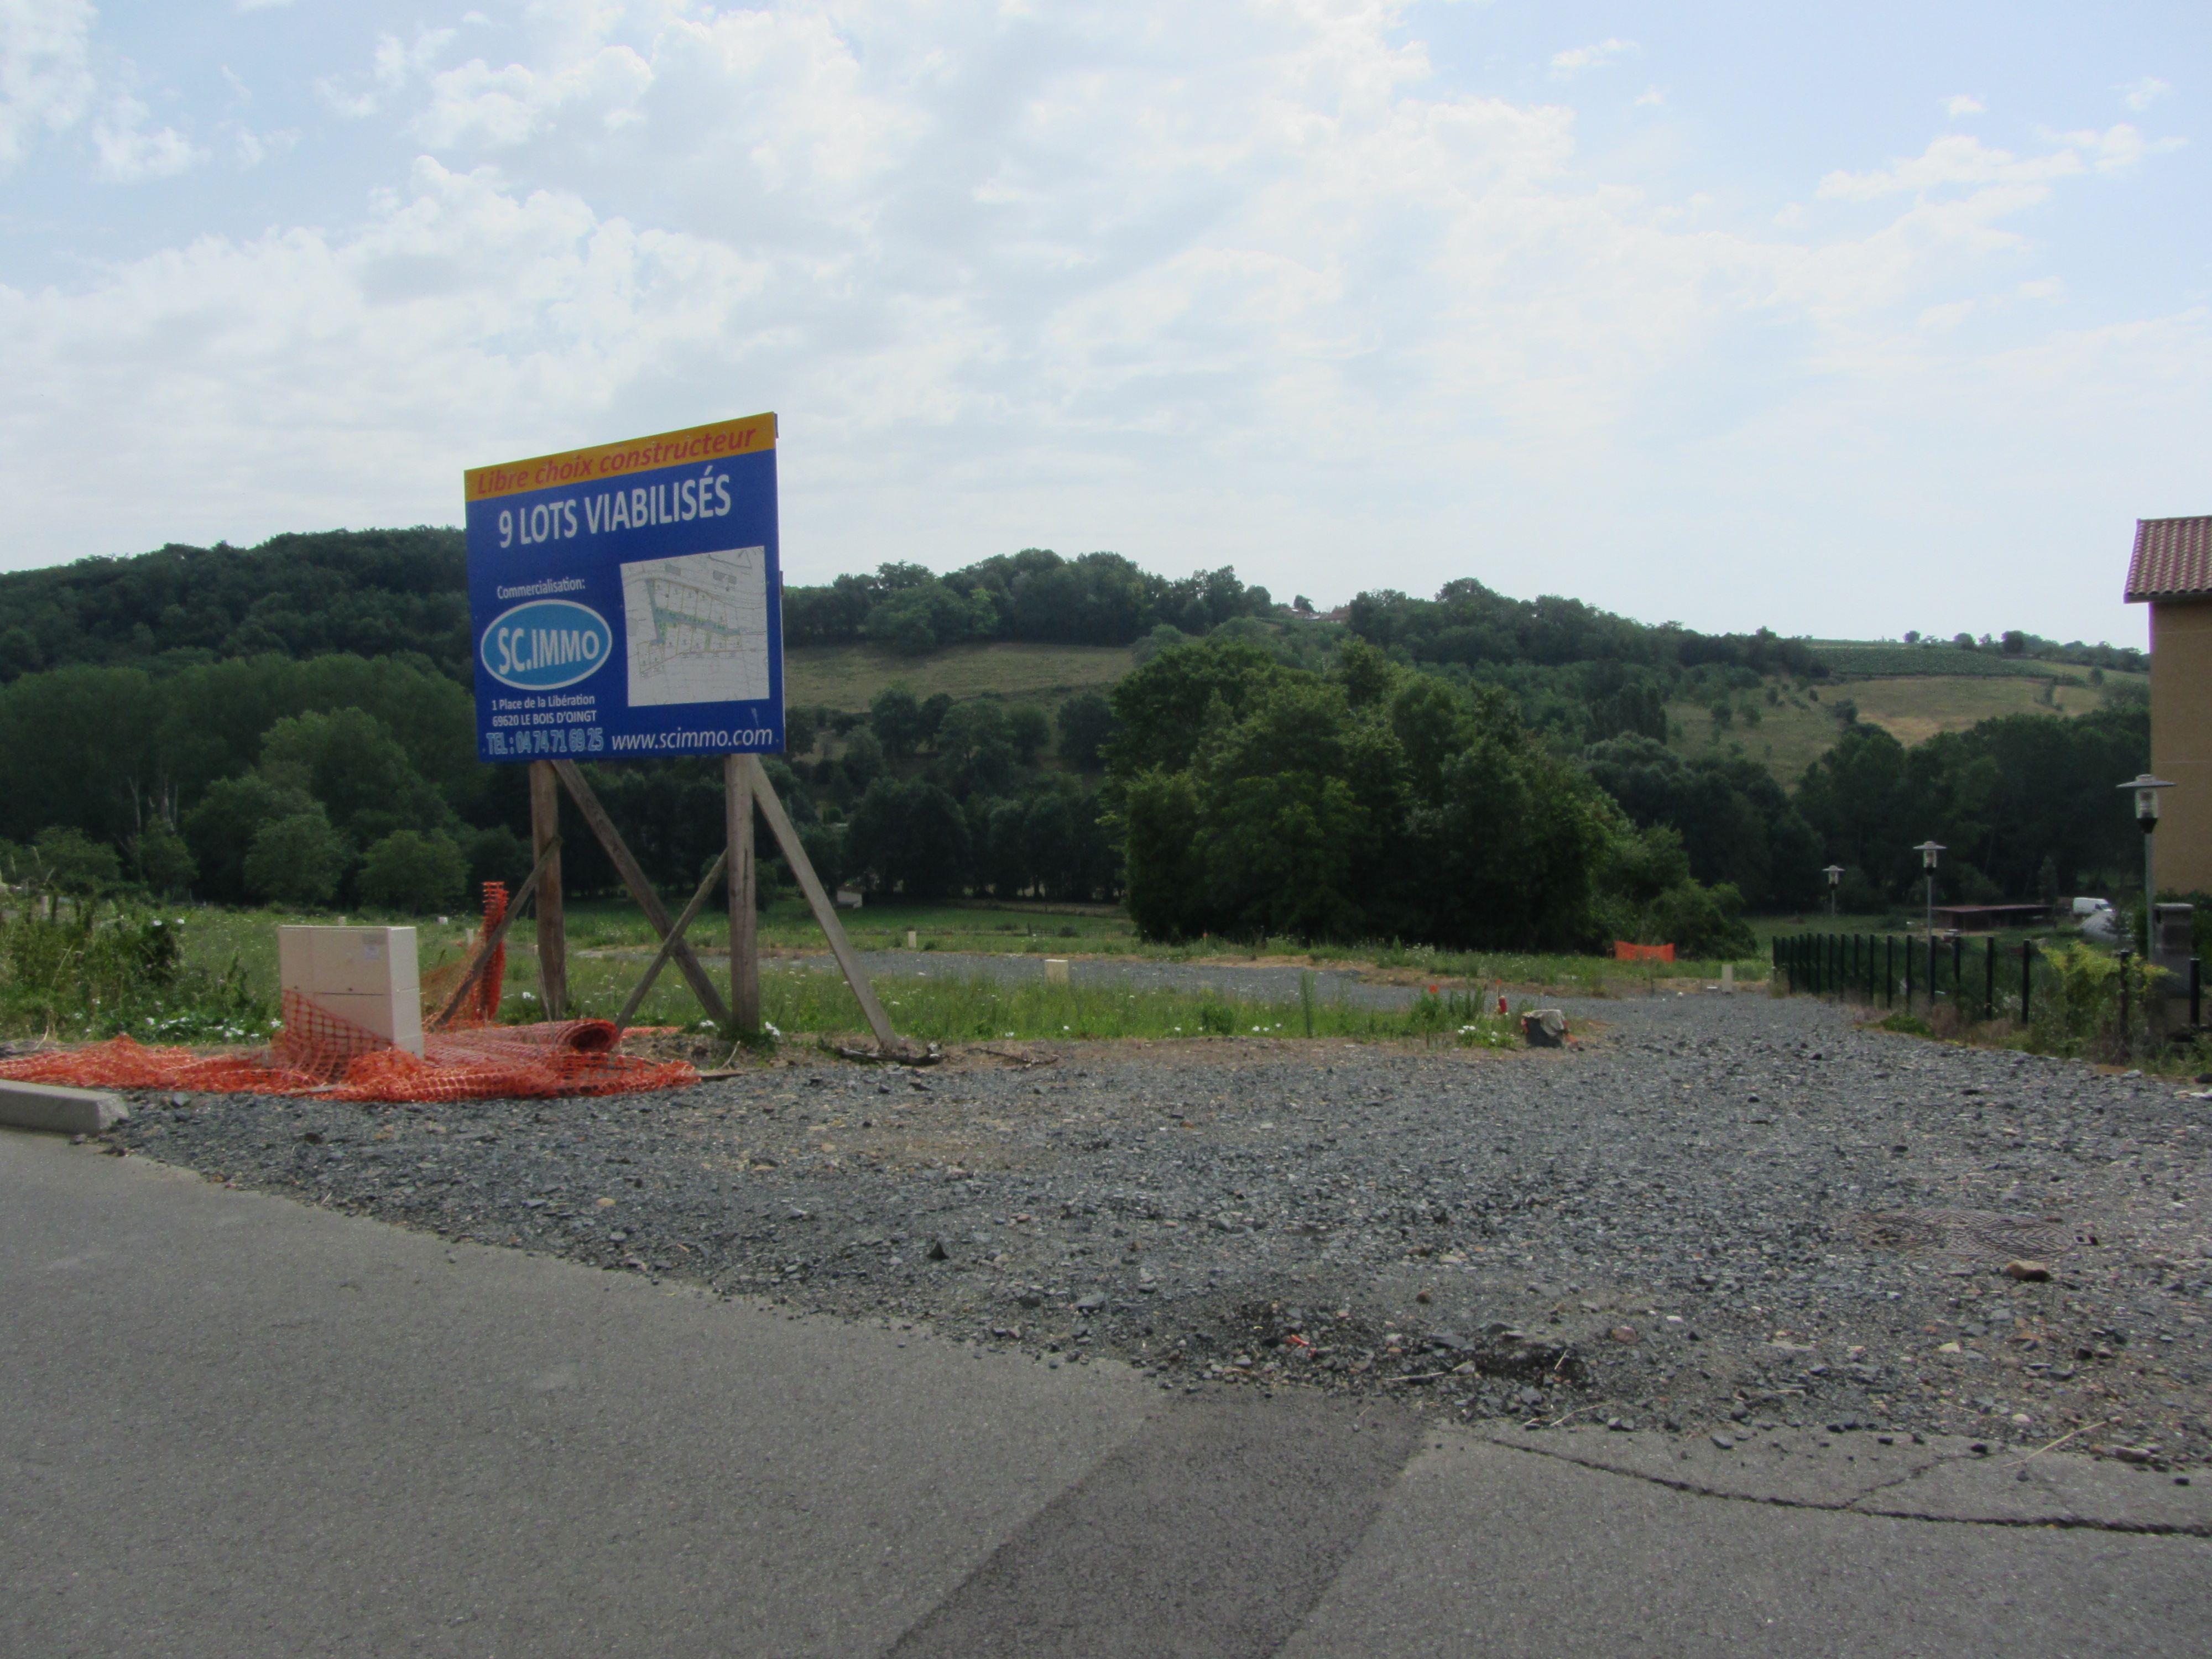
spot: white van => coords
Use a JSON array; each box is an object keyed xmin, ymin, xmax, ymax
[{"xmin": 2071, "ymin": 896, "xmax": 2114, "ymax": 918}]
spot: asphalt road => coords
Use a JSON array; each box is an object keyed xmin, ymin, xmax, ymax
[{"xmin": 7, "ymin": 1126, "xmax": 2209, "ymax": 1658}]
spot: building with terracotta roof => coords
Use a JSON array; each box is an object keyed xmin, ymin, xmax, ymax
[{"xmin": 2125, "ymin": 517, "xmax": 2212, "ymax": 892}]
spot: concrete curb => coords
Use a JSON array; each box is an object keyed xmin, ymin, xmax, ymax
[{"xmin": 0, "ymin": 1081, "xmax": 128, "ymax": 1135}]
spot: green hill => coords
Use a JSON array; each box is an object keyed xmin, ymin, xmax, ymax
[
  {"xmin": 1667, "ymin": 667, "xmax": 2148, "ymax": 787},
  {"xmin": 0, "ymin": 528, "xmax": 2152, "ymax": 791},
  {"xmin": 787, "ymin": 640, "xmax": 1136, "ymax": 714}
]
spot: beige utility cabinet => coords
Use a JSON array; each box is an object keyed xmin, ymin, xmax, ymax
[{"xmin": 276, "ymin": 926, "xmax": 424, "ymax": 1056}]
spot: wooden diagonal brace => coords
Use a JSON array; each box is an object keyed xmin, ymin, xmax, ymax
[
  {"xmin": 616, "ymin": 849, "xmax": 729, "ymax": 1030},
  {"xmin": 743, "ymin": 754, "xmax": 904, "ymax": 1053},
  {"xmin": 549, "ymin": 758, "xmax": 733, "ymax": 1029}
]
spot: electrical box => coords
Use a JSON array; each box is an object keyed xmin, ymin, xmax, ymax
[{"xmin": 277, "ymin": 926, "xmax": 424, "ymax": 1057}]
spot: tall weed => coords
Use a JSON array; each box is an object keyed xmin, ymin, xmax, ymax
[
  {"xmin": 0, "ymin": 907, "xmax": 273, "ymax": 1042},
  {"xmin": 2025, "ymin": 940, "xmax": 2167, "ymax": 1061}
]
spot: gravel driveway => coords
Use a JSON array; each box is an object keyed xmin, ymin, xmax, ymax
[{"xmin": 106, "ymin": 985, "xmax": 2212, "ymax": 1469}]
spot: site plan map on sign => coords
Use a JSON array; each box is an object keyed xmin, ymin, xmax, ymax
[{"xmin": 620, "ymin": 545, "xmax": 772, "ymax": 708}]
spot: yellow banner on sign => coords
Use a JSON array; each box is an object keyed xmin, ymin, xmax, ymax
[{"xmin": 464, "ymin": 414, "xmax": 777, "ymax": 503}]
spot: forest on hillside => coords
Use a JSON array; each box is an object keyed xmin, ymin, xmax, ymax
[{"xmin": 0, "ymin": 528, "xmax": 2157, "ymax": 942}]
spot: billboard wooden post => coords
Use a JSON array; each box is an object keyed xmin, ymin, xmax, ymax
[
  {"xmin": 528, "ymin": 760, "xmax": 567, "ymax": 1017},
  {"xmin": 725, "ymin": 754, "xmax": 759, "ymax": 1030}
]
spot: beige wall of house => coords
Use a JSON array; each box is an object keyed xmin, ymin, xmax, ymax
[{"xmin": 2152, "ymin": 597, "xmax": 2212, "ymax": 895}]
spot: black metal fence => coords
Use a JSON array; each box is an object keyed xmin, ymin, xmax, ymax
[
  {"xmin": 1775, "ymin": 932, "xmax": 2025, "ymax": 1020},
  {"xmin": 1776, "ymin": 931, "xmax": 2205, "ymax": 1026}
]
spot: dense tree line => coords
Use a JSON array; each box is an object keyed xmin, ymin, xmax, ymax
[
  {"xmin": 1578, "ymin": 737, "xmax": 1823, "ymax": 912},
  {"xmin": 0, "ymin": 529, "xmax": 2157, "ymax": 933},
  {"xmin": 0, "ymin": 531, "xmax": 1282, "ymax": 679},
  {"xmin": 1104, "ymin": 637, "xmax": 1755, "ymax": 954},
  {"xmin": 0, "ymin": 529, "xmax": 471, "ymax": 683},
  {"xmin": 782, "ymin": 550, "xmax": 1275, "ymax": 654},
  {"xmin": 1346, "ymin": 580, "xmax": 1828, "ymax": 678},
  {"xmin": 0, "ymin": 646, "xmax": 1119, "ymax": 918},
  {"xmin": 1793, "ymin": 706, "xmax": 2149, "ymax": 909},
  {"xmin": 1923, "ymin": 629, "xmax": 2146, "ymax": 675},
  {"xmin": 1342, "ymin": 580, "xmax": 1830, "ymax": 749}
]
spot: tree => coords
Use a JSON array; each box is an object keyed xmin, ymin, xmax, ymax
[
  {"xmin": 920, "ymin": 692, "xmax": 954, "ymax": 746},
  {"xmin": 464, "ymin": 825, "xmax": 529, "ymax": 897},
  {"xmin": 869, "ymin": 685, "xmax": 928, "ymax": 757},
  {"xmin": 861, "ymin": 577, "xmax": 994, "ymax": 654},
  {"xmin": 935, "ymin": 701, "xmax": 1014, "ymax": 795},
  {"xmin": 844, "ymin": 778, "xmax": 972, "ymax": 898},
  {"xmin": 184, "ymin": 775, "xmax": 319, "ymax": 904},
  {"xmin": 1105, "ymin": 638, "xmax": 1287, "ymax": 775},
  {"xmin": 259, "ymin": 706, "xmax": 448, "ymax": 844},
  {"xmin": 1109, "ymin": 646, "xmax": 1627, "ymax": 950},
  {"xmin": 32, "ymin": 826, "xmax": 122, "ymax": 909},
  {"xmin": 977, "ymin": 796, "xmax": 1031, "ymax": 896},
  {"xmin": 1119, "ymin": 770, "xmax": 1206, "ymax": 939},
  {"xmin": 132, "ymin": 818, "xmax": 197, "ymax": 898},
  {"xmin": 1056, "ymin": 692, "xmax": 1118, "ymax": 769},
  {"xmin": 840, "ymin": 727, "xmax": 886, "ymax": 790},
  {"xmin": 1006, "ymin": 704, "xmax": 1051, "ymax": 766},
  {"xmin": 243, "ymin": 810, "xmax": 349, "ymax": 907},
  {"xmin": 357, "ymin": 829, "xmax": 467, "ymax": 913},
  {"xmin": 784, "ymin": 706, "xmax": 818, "ymax": 757},
  {"xmin": 1580, "ymin": 735, "xmax": 1820, "ymax": 910},
  {"xmin": 796, "ymin": 821, "xmax": 846, "ymax": 892}
]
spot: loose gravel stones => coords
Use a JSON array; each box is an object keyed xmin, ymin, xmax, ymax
[{"xmin": 104, "ymin": 988, "xmax": 2212, "ymax": 1467}]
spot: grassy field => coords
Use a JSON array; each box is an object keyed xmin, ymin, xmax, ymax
[
  {"xmin": 1669, "ymin": 671, "xmax": 2143, "ymax": 786},
  {"xmin": 1808, "ymin": 643, "xmax": 2089, "ymax": 679},
  {"xmin": 786, "ymin": 640, "xmax": 1136, "ymax": 713},
  {"xmin": 107, "ymin": 897, "xmax": 1770, "ymax": 1042}
]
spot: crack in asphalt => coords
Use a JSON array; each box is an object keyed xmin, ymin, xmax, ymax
[{"xmin": 1477, "ymin": 1434, "xmax": 2212, "ymax": 1536}]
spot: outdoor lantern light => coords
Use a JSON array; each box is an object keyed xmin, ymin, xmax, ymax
[
  {"xmin": 2120, "ymin": 774, "xmax": 2175, "ymax": 955},
  {"xmin": 1912, "ymin": 841, "xmax": 1945, "ymax": 935},
  {"xmin": 1823, "ymin": 864, "xmax": 1845, "ymax": 917}
]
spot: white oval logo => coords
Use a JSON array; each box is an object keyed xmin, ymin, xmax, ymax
[{"xmin": 481, "ymin": 600, "xmax": 613, "ymax": 690}]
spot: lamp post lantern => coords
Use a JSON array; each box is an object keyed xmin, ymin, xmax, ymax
[
  {"xmin": 1913, "ymin": 841, "xmax": 1945, "ymax": 936},
  {"xmin": 2119, "ymin": 774, "xmax": 2175, "ymax": 956},
  {"xmin": 1823, "ymin": 864, "xmax": 1845, "ymax": 918}
]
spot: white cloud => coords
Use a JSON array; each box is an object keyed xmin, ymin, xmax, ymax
[
  {"xmin": 1814, "ymin": 126, "xmax": 2166, "ymax": 204},
  {"xmin": 90, "ymin": 92, "xmax": 204, "ymax": 181},
  {"xmin": 0, "ymin": 0, "xmax": 2199, "ymax": 641},
  {"xmin": 1944, "ymin": 93, "xmax": 1984, "ymax": 117},
  {"xmin": 0, "ymin": 0, "xmax": 96, "ymax": 171},
  {"xmin": 2121, "ymin": 76, "xmax": 2172, "ymax": 112},
  {"xmin": 1632, "ymin": 85, "xmax": 1663, "ymax": 108},
  {"xmin": 1550, "ymin": 37, "xmax": 1637, "ymax": 77},
  {"xmin": 224, "ymin": 120, "xmax": 292, "ymax": 168},
  {"xmin": 317, "ymin": 26, "xmax": 458, "ymax": 119}
]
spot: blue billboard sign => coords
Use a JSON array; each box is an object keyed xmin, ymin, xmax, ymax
[{"xmin": 463, "ymin": 414, "xmax": 784, "ymax": 761}]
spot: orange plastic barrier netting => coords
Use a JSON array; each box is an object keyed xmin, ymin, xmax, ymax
[
  {"xmin": 0, "ymin": 991, "xmax": 699, "ymax": 1103},
  {"xmin": 420, "ymin": 880, "xmax": 509, "ymax": 1027}
]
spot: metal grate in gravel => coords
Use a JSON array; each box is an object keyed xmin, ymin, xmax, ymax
[{"xmin": 1847, "ymin": 1208, "xmax": 2079, "ymax": 1267}]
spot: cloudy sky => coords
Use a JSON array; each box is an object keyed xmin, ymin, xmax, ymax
[{"xmin": 1, "ymin": 1, "xmax": 2203, "ymax": 644}]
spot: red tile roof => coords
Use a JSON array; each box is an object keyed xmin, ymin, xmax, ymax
[{"xmin": 2126, "ymin": 517, "xmax": 2212, "ymax": 602}]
